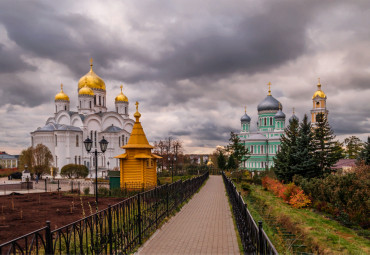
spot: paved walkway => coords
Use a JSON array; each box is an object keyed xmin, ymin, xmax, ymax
[{"xmin": 137, "ymin": 175, "xmax": 240, "ymax": 255}]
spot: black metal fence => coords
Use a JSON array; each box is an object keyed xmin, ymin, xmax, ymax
[
  {"xmin": 0, "ymin": 172, "xmax": 209, "ymax": 254},
  {"xmin": 222, "ymin": 172, "xmax": 278, "ymax": 255}
]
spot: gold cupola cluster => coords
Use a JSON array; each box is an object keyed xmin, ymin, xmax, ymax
[
  {"xmin": 55, "ymin": 84, "xmax": 69, "ymax": 101},
  {"xmin": 79, "ymin": 78, "xmax": 94, "ymax": 96},
  {"xmin": 312, "ymin": 78, "xmax": 327, "ymax": 99},
  {"xmin": 115, "ymin": 85, "xmax": 128, "ymax": 102},
  {"xmin": 78, "ymin": 58, "xmax": 106, "ymax": 91}
]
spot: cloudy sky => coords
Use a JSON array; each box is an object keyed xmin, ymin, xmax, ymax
[{"xmin": 0, "ymin": 0, "xmax": 369, "ymax": 155}]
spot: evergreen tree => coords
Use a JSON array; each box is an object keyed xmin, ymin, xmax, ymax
[
  {"xmin": 357, "ymin": 136, "xmax": 370, "ymax": 165},
  {"xmin": 217, "ymin": 151, "xmax": 227, "ymax": 170},
  {"xmin": 312, "ymin": 113, "xmax": 343, "ymax": 175},
  {"xmin": 344, "ymin": 136, "xmax": 364, "ymax": 159},
  {"xmin": 227, "ymin": 154, "xmax": 238, "ymax": 170},
  {"xmin": 291, "ymin": 115, "xmax": 318, "ymax": 179},
  {"xmin": 226, "ymin": 131, "xmax": 250, "ymax": 168},
  {"xmin": 273, "ymin": 117, "xmax": 299, "ymax": 182}
]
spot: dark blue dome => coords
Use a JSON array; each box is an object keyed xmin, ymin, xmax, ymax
[
  {"xmin": 289, "ymin": 114, "xmax": 299, "ymax": 122},
  {"xmin": 240, "ymin": 113, "xmax": 251, "ymax": 122},
  {"xmin": 257, "ymin": 95, "xmax": 280, "ymax": 112},
  {"xmin": 274, "ymin": 109, "xmax": 285, "ymax": 120}
]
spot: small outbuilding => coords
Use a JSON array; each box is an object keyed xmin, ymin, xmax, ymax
[{"xmin": 115, "ymin": 102, "xmax": 161, "ymax": 189}]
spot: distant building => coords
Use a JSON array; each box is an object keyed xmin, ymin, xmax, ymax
[
  {"xmin": 30, "ymin": 59, "xmax": 135, "ymax": 176},
  {"xmin": 332, "ymin": 159, "xmax": 356, "ymax": 173},
  {"xmin": 239, "ymin": 80, "xmax": 328, "ymax": 171},
  {"xmin": 187, "ymin": 154, "xmax": 210, "ymax": 165},
  {"xmin": 0, "ymin": 152, "xmax": 19, "ymax": 169}
]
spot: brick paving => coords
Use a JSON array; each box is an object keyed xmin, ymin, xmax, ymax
[{"xmin": 137, "ymin": 175, "xmax": 240, "ymax": 255}]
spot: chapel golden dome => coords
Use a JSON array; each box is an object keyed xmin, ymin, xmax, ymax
[
  {"xmin": 312, "ymin": 78, "xmax": 327, "ymax": 99},
  {"xmin": 79, "ymin": 81, "xmax": 94, "ymax": 96},
  {"xmin": 77, "ymin": 58, "xmax": 106, "ymax": 91},
  {"xmin": 115, "ymin": 85, "xmax": 128, "ymax": 102},
  {"xmin": 55, "ymin": 84, "xmax": 69, "ymax": 101}
]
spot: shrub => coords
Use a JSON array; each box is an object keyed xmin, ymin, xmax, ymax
[
  {"xmin": 231, "ymin": 171, "xmax": 243, "ymax": 183},
  {"xmin": 262, "ymin": 176, "xmax": 311, "ymax": 208},
  {"xmin": 83, "ymin": 187, "xmax": 90, "ymax": 195},
  {"xmin": 98, "ymin": 186, "xmax": 109, "ymax": 196},
  {"xmin": 61, "ymin": 164, "xmax": 89, "ymax": 178},
  {"xmin": 241, "ymin": 182, "xmax": 251, "ymax": 192}
]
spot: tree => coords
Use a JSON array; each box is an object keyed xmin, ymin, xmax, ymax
[
  {"xmin": 344, "ymin": 136, "xmax": 364, "ymax": 159},
  {"xmin": 273, "ymin": 117, "xmax": 299, "ymax": 182},
  {"xmin": 19, "ymin": 144, "xmax": 53, "ymax": 176},
  {"xmin": 19, "ymin": 147, "xmax": 34, "ymax": 171},
  {"xmin": 312, "ymin": 113, "xmax": 343, "ymax": 175},
  {"xmin": 358, "ymin": 136, "xmax": 370, "ymax": 165},
  {"xmin": 226, "ymin": 132, "xmax": 250, "ymax": 168},
  {"xmin": 33, "ymin": 144, "xmax": 54, "ymax": 177},
  {"xmin": 217, "ymin": 151, "xmax": 227, "ymax": 170},
  {"xmin": 291, "ymin": 115, "xmax": 319, "ymax": 179},
  {"xmin": 61, "ymin": 164, "xmax": 89, "ymax": 178},
  {"xmin": 227, "ymin": 154, "xmax": 238, "ymax": 170}
]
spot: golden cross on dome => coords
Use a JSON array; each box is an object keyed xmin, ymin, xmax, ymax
[
  {"xmin": 244, "ymin": 106, "xmax": 247, "ymax": 114},
  {"xmin": 267, "ymin": 82, "xmax": 271, "ymax": 95},
  {"xmin": 135, "ymin": 101, "xmax": 139, "ymax": 111},
  {"xmin": 293, "ymin": 107, "xmax": 295, "ymax": 114},
  {"xmin": 120, "ymin": 85, "xmax": 123, "ymax": 92},
  {"xmin": 90, "ymin": 58, "xmax": 93, "ymax": 67},
  {"xmin": 279, "ymin": 102, "xmax": 281, "ymax": 110},
  {"xmin": 61, "ymin": 83, "xmax": 63, "ymax": 91}
]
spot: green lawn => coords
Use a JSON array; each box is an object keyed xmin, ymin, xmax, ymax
[
  {"xmin": 239, "ymin": 183, "xmax": 370, "ymax": 254},
  {"xmin": 158, "ymin": 175, "xmax": 195, "ymax": 184}
]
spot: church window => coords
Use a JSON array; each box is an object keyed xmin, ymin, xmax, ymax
[
  {"xmin": 126, "ymin": 137, "xmax": 128, "ymax": 144},
  {"xmin": 55, "ymin": 105, "xmax": 57, "ymax": 112},
  {"xmin": 78, "ymin": 156, "xmax": 81, "ymax": 165},
  {"xmin": 99, "ymin": 96, "xmax": 101, "ymax": 106},
  {"xmin": 94, "ymin": 131, "xmax": 97, "ymax": 147},
  {"xmin": 55, "ymin": 135, "xmax": 57, "ymax": 146},
  {"xmin": 125, "ymin": 107, "xmax": 127, "ymax": 115},
  {"xmin": 80, "ymin": 101, "xmax": 82, "ymax": 108},
  {"xmin": 261, "ymin": 145, "xmax": 264, "ymax": 154},
  {"xmin": 119, "ymin": 137, "xmax": 121, "ymax": 147},
  {"xmin": 89, "ymin": 101, "xmax": 92, "ymax": 109},
  {"xmin": 65, "ymin": 105, "xmax": 67, "ymax": 110},
  {"xmin": 270, "ymin": 117, "xmax": 273, "ymax": 126},
  {"xmin": 75, "ymin": 156, "xmax": 77, "ymax": 164},
  {"xmin": 264, "ymin": 118, "xmax": 267, "ymax": 126},
  {"xmin": 94, "ymin": 95, "xmax": 96, "ymax": 105},
  {"xmin": 90, "ymin": 131, "xmax": 93, "ymax": 141},
  {"xmin": 76, "ymin": 135, "xmax": 79, "ymax": 147}
]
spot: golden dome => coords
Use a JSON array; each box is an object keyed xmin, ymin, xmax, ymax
[
  {"xmin": 55, "ymin": 84, "xmax": 69, "ymax": 101},
  {"xmin": 77, "ymin": 58, "xmax": 106, "ymax": 91},
  {"xmin": 79, "ymin": 80, "xmax": 94, "ymax": 96},
  {"xmin": 115, "ymin": 85, "xmax": 128, "ymax": 102},
  {"xmin": 312, "ymin": 78, "xmax": 327, "ymax": 99}
]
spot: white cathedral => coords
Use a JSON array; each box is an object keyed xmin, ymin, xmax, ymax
[{"xmin": 31, "ymin": 59, "xmax": 134, "ymax": 177}]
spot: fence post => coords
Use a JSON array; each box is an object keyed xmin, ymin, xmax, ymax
[
  {"xmin": 57, "ymin": 180, "xmax": 60, "ymax": 193},
  {"xmin": 137, "ymin": 193, "xmax": 142, "ymax": 245},
  {"xmin": 108, "ymin": 204, "xmax": 113, "ymax": 255},
  {"xmin": 258, "ymin": 221, "xmax": 263, "ymax": 254},
  {"xmin": 155, "ymin": 186, "xmax": 158, "ymax": 229},
  {"xmin": 45, "ymin": 179, "xmax": 47, "ymax": 192},
  {"xmin": 45, "ymin": 220, "xmax": 52, "ymax": 254},
  {"xmin": 166, "ymin": 184, "xmax": 169, "ymax": 217}
]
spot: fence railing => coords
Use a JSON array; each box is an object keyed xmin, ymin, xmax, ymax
[
  {"xmin": 222, "ymin": 172, "xmax": 278, "ymax": 255},
  {"xmin": 0, "ymin": 172, "xmax": 209, "ymax": 254}
]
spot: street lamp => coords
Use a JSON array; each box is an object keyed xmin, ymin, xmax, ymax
[
  {"xmin": 167, "ymin": 155, "xmax": 177, "ymax": 183},
  {"xmin": 84, "ymin": 136, "xmax": 108, "ymax": 205}
]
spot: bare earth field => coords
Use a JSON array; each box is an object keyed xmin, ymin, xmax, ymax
[{"xmin": 0, "ymin": 192, "xmax": 125, "ymax": 244}]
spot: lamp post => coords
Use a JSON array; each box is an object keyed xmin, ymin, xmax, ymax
[
  {"xmin": 84, "ymin": 136, "xmax": 108, "ymax": 206},
  {"xmin": 167, "ymin": 155, "xmax": 177, "ymax": 183}
]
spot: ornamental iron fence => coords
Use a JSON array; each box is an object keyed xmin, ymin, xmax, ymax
[
  {"xmin": 222, "ymin": 172, "xmax": 278, "ymax": 255},
  {"xmin": 0, "ymin": 172, "xmax": 209, "ymax": 254}
]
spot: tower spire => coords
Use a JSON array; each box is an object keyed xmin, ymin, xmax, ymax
[
  {"xmin": 120, "ymin": 84, "xmax": 123, "ymax": 93},
  {"xmin": 134, "ymin": 101, "xmax": 141, "ymax": 121},
  {"xmin": 267, "ymin": 82, "xmax": 271, "ymax": 96},
  {"xmin": 245, "ymin": 106, "xmax": 247, "ymax": 114},
  {"xmin": 90, "ymin": 58, "xmax": 93, "ymax": 71},
  {"xmin": 61, "ymin": 83, "xmax": 63, "ymax": 92},
  {"xmin": 317, "ymin": 77, "xmax": 321, "ymax": 90}
]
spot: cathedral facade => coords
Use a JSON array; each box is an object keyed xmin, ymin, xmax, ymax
[
  {"xmin": 239, "ymin": 80, "xmax": 327, "ymax": 171},
  {"xmin": 31, "ymin": 59, "xmax": 134, "ymax": 176}
]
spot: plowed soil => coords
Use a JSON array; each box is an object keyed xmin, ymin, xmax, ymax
[{"xmin": 0, "ymin": 192, "xmax": 125, "ymax": 244}]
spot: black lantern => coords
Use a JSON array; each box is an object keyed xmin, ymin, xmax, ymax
[
  {"xmin": 84, "ymin": 137, "xmax": 93, "ymax": 152},
  {"xmin": 99, "ymin": 136, "xmax": 108, "ymax": 153}
]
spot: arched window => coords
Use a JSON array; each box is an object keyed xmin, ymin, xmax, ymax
[
  {"xmin": 270, "ymin": 117, "xmax": 273, "ymax": 126},
  {"xmin": 78, "ymin": 156, "xmax": 81, "ymax": 165},
  {"xmin": 94, "ymin": 95, "xmax": 96, "ymax": 105},
  {"xmin": 64, "ymin": 105, "xmax": 67, "ymax": 110},
  {"xmin": 125, "ymin": 107, "xmax": 127, "ymax": 115},
  {"xmin": 264, "ymin": 118, "xmax": 267, "ymax": 126},
  {"xmin": 99, "ymin": 96, "xmax": 101, "ymax": 106},
  {"xmin": 119, "ymin": 136, "xmax": 121, "ymax": 147},
  {"xmin": 55, "ymin": 135, "xmax": 57, "ymax": 146},
  {"xmin": 80, "ymin": 101, "xmax": 82, "ymax": 108},
  {"xmin": 261, "ymin": 145, "xmax": 264, "ymax": 154},
  {"xmin": 94, "ymin": 131, "xmax": 97, "ymax": 147},
  {"xmin": 76, "ymin": 135, "xmax": 79, "ymax": 147},
  {"xmin": 89, "ymin": 101, "xmax": 92, "ymax": 109},
  {"xmin": 122, "ymin": 135, "xmax": 124, "ymax": 145}
]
